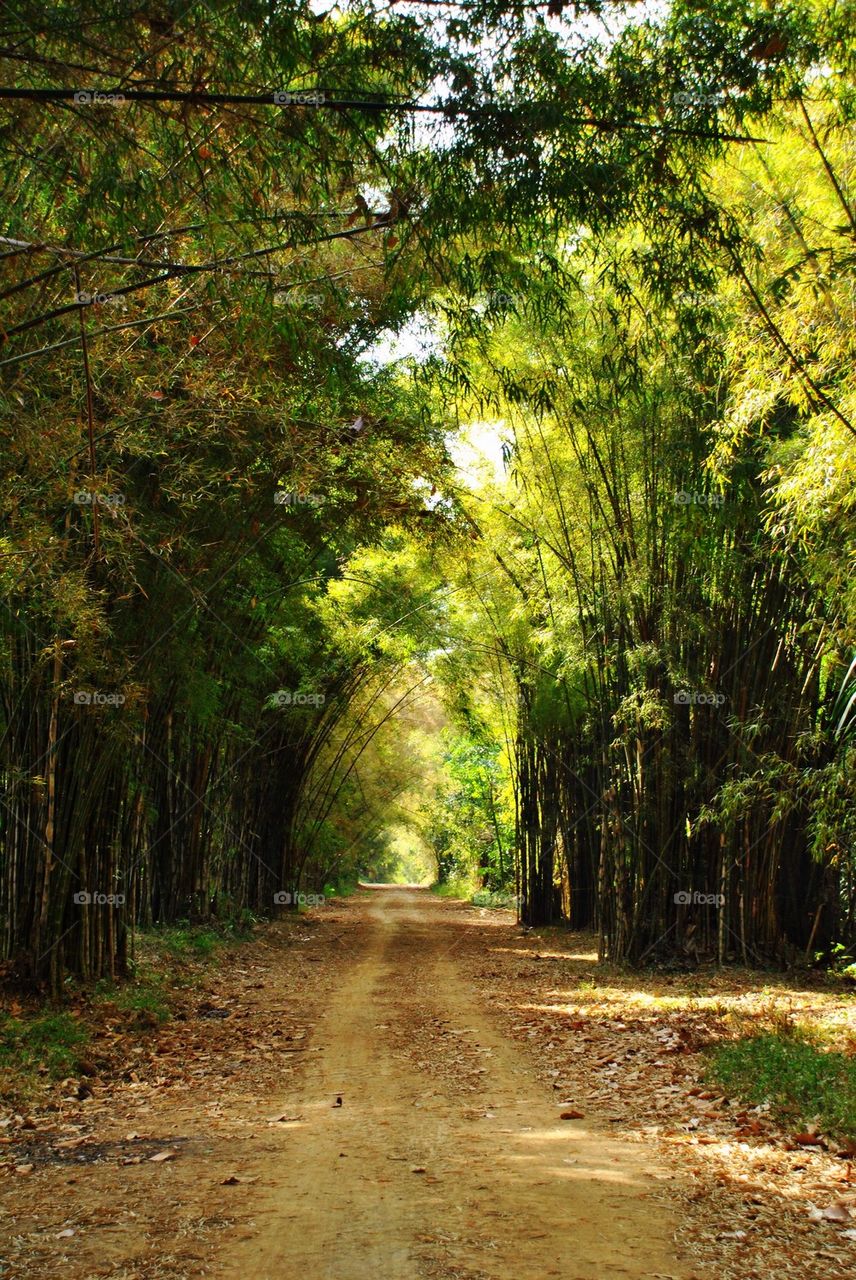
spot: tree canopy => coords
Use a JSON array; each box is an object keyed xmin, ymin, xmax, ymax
[{"xmin": 1, "ymin": 0, "xmax": 854, "ymax": 987}]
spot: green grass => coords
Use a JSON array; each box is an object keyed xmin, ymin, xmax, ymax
[
  {"xmin": 323, "ymin": 880, "xmax": 355, "ymax": 898},
  {"xmin": 431, "ymin": 875, "xmax": 477, "ymax": 899},
  {"xmin": 431, "ymin": 880, "xmax": 519, "ymax": 908},
  {"xmin": 97, "ymin": 977, "xmax": 172, "ymax": 1026},
  {"xmin": 1, "ymin": 911, "xmax": 261, "ymax": 1101},
  {"xmin": 142, "ymin": 916, "xmax": 253, "ymax": 960},
  {"xmin": 0, "ymin": 1011, "xmax": 89, "ymax": 1080},
  {"xmin": 471, "ymin": 888, "xmax": 519, "ymax": 909},
  {"xmin": 707, "ymin": 1032, "xmax": 856, "ymax": 1141}
]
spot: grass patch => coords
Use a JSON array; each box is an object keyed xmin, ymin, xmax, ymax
[
  {"xmin": 0, "ymin": 1010, "xmax": 88, "ymax": 1081},
  {"xmin": 95, "ymin": 975, "xmax": 172, "ymax": 1026},
  {"xmin": 1, "ymin": 911, "xmax": 260, "ymax": 1102},
  {"xmin": 141, "ymin": 915, "xmax": 254, "ymax": 961},
  {"xmin": 471, "ymin": 888, "xmax": 519, "ymax": 910},
  {"xmin": 431, "ymin": 875, "xmax": 477, "ymax": 899},
  {"xmin": 323, "ymin": 880, "xmax": 355, "ymax": 898},
  {"xmin": 707, "ymin": 1031, "xmax": 856, "ymax": 1141},
  {"xmin": 432, "ymin": 880, "xmax": 518, "ymax": 908}
]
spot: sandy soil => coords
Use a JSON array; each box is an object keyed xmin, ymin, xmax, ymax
[
  {"xmin": 3, "ymin": 887, "xmax": 852, "ymax": 1279},
  {"xmin": 221, "ymin": 886, "xmax": 689, "ymax": 1280}
]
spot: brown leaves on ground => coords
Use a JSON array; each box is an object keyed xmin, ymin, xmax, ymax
[
  {"xmin": 0, "ymin": 906, "xmax": 355, "ymax": 1279},
  {"xmin": 1, "ymin": 896, "xmax": 853, "ymax": 1280},
  {"xmin": 450, "ymin": 902, "xmax": 855, "ymax": 1280}
]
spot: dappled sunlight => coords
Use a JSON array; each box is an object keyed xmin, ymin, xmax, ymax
[
  {"xmin": 508, "ymin": 1127, "xmax": 648, "ymax": 1187},
  {"xmin": 490, "ymin": 944, "xmax": 599, "ymax": 963},
  {"xmin": 3, "ymin": 6, "xmax": 855, "ymax": 1280},
  {"xmin": 451, "ymin": 891, "xmax": 855, "ymax": 1280}
]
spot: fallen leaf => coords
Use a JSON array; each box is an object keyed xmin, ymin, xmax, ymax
[
  {"xmin": 560, "ymin": 1109, "xmax": 585, "ymax": 1120},
  {"xmin": 148, "ymin": 1149, "xmax": 177, "ymax": 1162},
  {"xmin": 817, "ymin": 1202, "xmax": 852, "ymax": 1223}
]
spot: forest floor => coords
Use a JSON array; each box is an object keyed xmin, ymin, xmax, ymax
[{"xmin": 1, "ymin": 886, "xmax": 854, "ymax": 1280}]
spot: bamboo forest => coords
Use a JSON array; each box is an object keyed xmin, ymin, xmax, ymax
[{"xmin": 0, "ymin": 4, "xmax": 854, "ymax": 1279}]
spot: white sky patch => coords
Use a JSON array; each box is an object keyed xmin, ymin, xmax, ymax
[
  {"xmin": 360, "ymin": 313, "xmax": 442, "ymax": 367},
  {"xmin": 450, "ymin": 419, "xmax": 510, "ymax": 487}
]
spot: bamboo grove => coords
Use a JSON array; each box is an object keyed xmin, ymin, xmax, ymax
[
  {"xmin": 1, "ymin": 2, "xmax": 854, "ymax": 987},
  {"xmin": 442, "ymin": 91, "xmax": 856, "ymax": 960}
]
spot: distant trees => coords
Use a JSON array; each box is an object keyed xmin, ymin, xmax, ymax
[{"xmin": 423, "ymin": 733, "xmax": 513, "ymax": 890}]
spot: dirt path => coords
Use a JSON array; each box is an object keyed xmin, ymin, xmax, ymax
[
  {"xmin": 5, "ymin": 886, "xmax": 853, "ymax": 1279},
  {"xmin": 220, "ymin": 887, "xmax": 689, "ymax": 1280}
]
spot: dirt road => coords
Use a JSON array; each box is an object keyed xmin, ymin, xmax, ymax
[
  {"xmin": 7, "ymin": 885, "xmax": 854, "ymax": 1280},
  {"xmin": 221, "ymin": 886, "xmax": 689, "ymax": 1280}
]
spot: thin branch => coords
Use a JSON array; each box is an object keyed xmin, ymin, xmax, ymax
[
  {"xmin": 796, "ymin": 94, "xmax": 856, "ymax": 239},
  {"xmin": 0, "ymin": 301, "xmax": 204, "ymax": 369},
  {"xmin": 71, "ymin": 260, "xmax": 100, "ymax": 558},
  {"xmin": 0, "ymin": 85, "xmax": 769, "ymax": 142},
  {"xmin": 0, "ymin": 219, "xmax": 390, "ymax": 342},
  {"xmin": 725, "ymin": 241, "xmax": 856, "ymax": 441}
]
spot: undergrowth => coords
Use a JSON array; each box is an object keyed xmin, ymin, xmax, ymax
[{"xmin": 707, "ymin": 1029, "xmax": 856, "ymax": 1141}]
